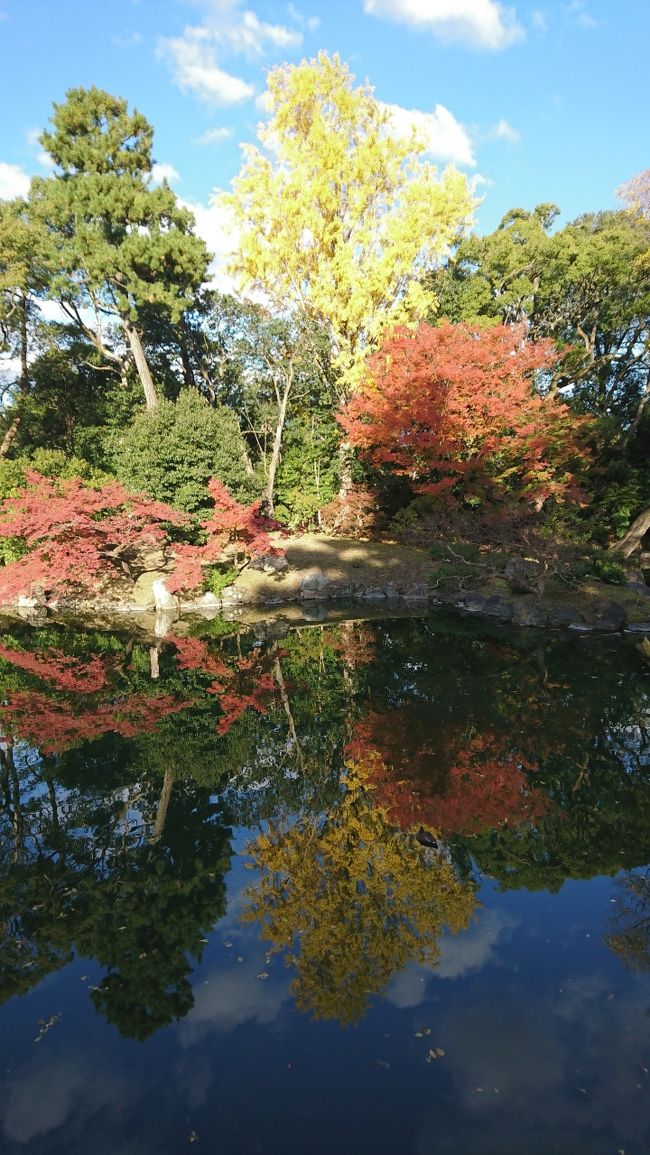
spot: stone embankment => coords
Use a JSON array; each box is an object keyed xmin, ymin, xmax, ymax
[{"xmin": 4, "ymin": 533, "xmax": 650, "ymax": 633}]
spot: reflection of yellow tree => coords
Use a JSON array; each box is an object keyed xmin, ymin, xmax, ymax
[{"xmin": 242, "ymin": 763, "xmax": 476, "ymax": 1025}]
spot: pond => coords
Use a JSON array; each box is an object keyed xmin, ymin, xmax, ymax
[{"xmin": 0, "ymin": 610, "xmax": 648, "ymax": 1155}]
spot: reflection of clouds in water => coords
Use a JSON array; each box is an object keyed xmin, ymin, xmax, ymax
[
  {"xmin": 178, "ymin": 957, "xmax": 291, "ymax": 1044},
  {"xmin": 414, "ymin": 972, "xmax": 650, "ymax": 1155},
  {"xmin": 0, "ymin": 1050, "xmax": 130, "ymax": 1150},
  {"xmin": 386, "ymin": 908, "xmax": 518, "ymax": 1008}
]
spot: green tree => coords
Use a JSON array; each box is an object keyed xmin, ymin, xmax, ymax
[
  {"xmin": 30, "ymin": 86, "xmax": 210, "ymax": 409},
  {"xmin": 111, "ymin": 389, "xmax": 253, "ymax": 511}
]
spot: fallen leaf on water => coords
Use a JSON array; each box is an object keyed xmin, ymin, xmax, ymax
[
  {"xmin": 376, "ymin": 1060, "xmax": 390, "ymax": 1070},
  {"xmin": 435, "ymin": 1048, "xmax": 445, "ymax": 1058},
  {"xmin": 414, "ymin": 1032, "xmax": 424, "ymax": 1038},
  {"xmin": 256, "ymin": 972, "xmax": 269, "ymax": 981}
]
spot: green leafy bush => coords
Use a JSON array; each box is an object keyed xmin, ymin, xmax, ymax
[{"xmin": 111, "ymin": 391, "xmax": 255, "ymax": 512}]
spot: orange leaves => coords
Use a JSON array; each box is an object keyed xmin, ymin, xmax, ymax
[{"xmin": 339, "ymin": 322, "xmax": 591, "ymax": 509}]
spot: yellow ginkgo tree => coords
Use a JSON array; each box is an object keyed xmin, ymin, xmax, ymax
[{"xmin": 223, "ymin": 51, "xmax": 474, "ymax": 396}]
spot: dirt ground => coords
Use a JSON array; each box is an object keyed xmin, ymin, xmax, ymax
[{"xmin": 234, "ymin": 533, "xmax": 435, "ymax": 601}]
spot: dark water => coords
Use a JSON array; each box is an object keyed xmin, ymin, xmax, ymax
[{"xmin": 0, "ymin": 610, "xmax": 648, "ymax": 1155}]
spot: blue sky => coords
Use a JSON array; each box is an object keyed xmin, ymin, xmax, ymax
[{"xmin": 0, "ymin": 0, "xmax": 647, "ymax": 278}]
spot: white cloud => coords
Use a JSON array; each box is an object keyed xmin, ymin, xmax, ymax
[
  {"xmin": 362, "ymin": 0, "xmax": 524, "ymax": 50},
  {"xmin": 158, "ymin": 26, "xmax": 255, "ymax": 105},
  {"xmin": 0, "ymin": 161, "xmax": 30, "ymax": 200},
  {"xmin": 380, "ymin": 100, "xmax": 476, "ymax": 167},
  {"xmin": 531, "ymin": 8, "xmax": 549, "ymax": 33},
  {"xmin": 150, "ymin": 161, "xmax": 181, "ymax": 184},
  {"xmin": 287, "ymin": 3, "xmax": 320, "ymax": 32},
  {"xmin": 26, "ymin": 127, "xmax": 54, "ymax": 171},
  {"xmin": 181, "ymin": 191, "xmax": 240, "ymax": 294},
  {"xmin": 111, "ymin": 30, "xmax": 143, "ymax": 47},
  {"xmin": 488, "ymin": 117, "xmax": 520, "ymax": 142},
  {"xmin": 216, "ymin": 9, "xmax": 301, "ymax": 57},
  {"xmin": 195, "ymin": 126, "xmax": 234, "ymax": 144},
  {"xmin": 566, "ymin": 0, "xmax": 597, "ymax": 29}
]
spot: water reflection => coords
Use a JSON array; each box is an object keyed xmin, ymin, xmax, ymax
[{"xmin": 0, "ymin": 612, "xmax": 648, "ymax": 1059}]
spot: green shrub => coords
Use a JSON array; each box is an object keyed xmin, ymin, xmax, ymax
[{"xmin": 111, "ymin": 391, "xmax": 255, "ymax": 512}]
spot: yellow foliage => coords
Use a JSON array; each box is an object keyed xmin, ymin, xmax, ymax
[
  {"xmin": 223, "ymin": 52, "xmax": 474, "ymax": 394},
  {"xmin": 242, "ymin": 764, "xmax": 476, "ymax": 1025}
]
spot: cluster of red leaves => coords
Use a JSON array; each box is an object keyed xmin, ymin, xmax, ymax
[
  {"xmin": 339, "ymin": 323, "xmax": 591, "ymax": 510},
  {"xmin": 0, "ymin": 691, "xmax": 192, "ymax": 755},
  {"xmin": 0, "ymin": 471, "xmax": 186, "ymax": 601},
  {"xmin": 346, "ymin": 717, "xmax": 551, "ymax": 837},
  {"xmin": 167, "ymin": 478, "xmax": 284, "ymax": 594},
  {"xmin": 168, "ymin": 636, "xmax": 277, "ymax": 735},
  {"xmin": 0, "ymin": 644, "xmax": 109, "ymax": 692}
]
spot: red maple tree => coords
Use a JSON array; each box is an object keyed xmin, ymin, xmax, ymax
[
  {"xmin": 167, "ymin": 478, "xmax": 285, "ymax": 593},
  {"xmin": 339, "ymin": 322, "xmax": 590, "ymax": 510},
  {"xmin": 0, "ymin": 471, "xmax": 186, "ymax": 602}
]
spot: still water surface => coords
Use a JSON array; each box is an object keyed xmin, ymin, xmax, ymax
[{"xmin": 0, "ymin": 610, "xmax": 648, "ymax": 1154}]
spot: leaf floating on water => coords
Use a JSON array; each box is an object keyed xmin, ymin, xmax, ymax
[
  {"xmin": 435, "ymin": 1047, "xmax": 445, "ymax": 1057},
  {"xmin": 256, "ymin": 972, "xmax": 269, "ymax": 981},
  {"xmin": 188, "ymin": 1131, "xmax": 199, "ymax": 1144},
  {"xmin": 376, "ymin": 1060, "xmax": 390, "ymax": 1070},
  {"xmin": 236, "ymin": 956, "xmax": 243, "ymax": 963},
  {"xmin": 414, "ymin": 1032, "xmax": 424, "ymax": 1038}
]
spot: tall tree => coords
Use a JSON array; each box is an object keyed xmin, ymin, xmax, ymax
[
  {"xmin": 30, "ymin": 87, "xmax": 210, "ymax": 408},
  {"xmin": 224, "ymin": 52, "xmax": 473, "ymax": 395}
]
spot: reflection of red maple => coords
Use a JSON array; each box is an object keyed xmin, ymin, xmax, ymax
[
  {"xmin": 168, "ymin": 635, "xmax": 277, "ymax": 733},
  {"xmin": 0, "ymin": 691, "xmax": 191, "ymax": 755},
  {"xmin": 346, "ymin": 715, "xmax": 551, "ymax": 836},
  {"xmin": 0, "ymin": 644, "xmax": 109, "ymax": 693}
]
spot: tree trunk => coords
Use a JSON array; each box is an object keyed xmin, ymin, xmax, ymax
[
  {"xmin": 262, "ymin": 375, "xmax": 292, "ymax": 517},
  {"xmin": 610, "ymin": 505, "xmax": 650, "ymax": 558},
  {"xmin": 124, "ymin": 319, "xmax": 158, "ymax": 409},
  {"xmin": 623, "ymin": 366, "xmax": 650, "ymax": 448},
  {"xmin": 151, "ymin": 768, "xmax": 174, "ymax": 842},
  {"xmin": 0, "ymin": 417, "xmax": 20, "ymax": 458},
  {"xmin": 19, "ymin": 293, "xmax": 29, "ymax": 392}
]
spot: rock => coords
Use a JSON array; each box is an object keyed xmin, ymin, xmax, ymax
[
  {"xmin": 155, "ymin": 610, "xmax": 178, "ymax": 638},
  {"xmin": 512, "ymin": 598, "xmax": 548, "ymax": 627},
  {"xmin": 152, "ymin": 578, "xmax": 178, "ymax": 612},
  {"xmin": 134, "ymin": 546, "xmax": 168, "ymax": 573},
  {"xmin": 200, "ymin": 592, "xmax": 220, "ymax": 607},
  {"xmin": 220, "ymin": 585, "xmax": 250, "ymax": 605},
  {"xmin": 360, "ymin": 586, "xmax": 386, "ymax": 599},
  {"xmin": 504, "ymin": 558, "xmax": 541, "ymax": 591},
  {"xmin": 457, "ymin": 593, "xmax": 486, "ymax": 614},
  {"xmin": 546, "ymin": 602, "xmax": 583, "ymax": 628},
  {"xmin": 624, "ymin": 622, "xmax": 650, "ymax": 633},
  {"xmin": 402, "ymin": 583, "xmax": 431, "ymax": 600},
  {"xmin": 300, "ymin": 569, "xmax": 329, "ymax": 599},
  {"xmin": 482, "ymin": 595, "xmax": 514, "ymax": 622},
  {"xmin": 17, "ymin": 591, "xmax": 46, "ymax": 608},
  {"xmin": 248, "ymin": 553, "xmax": 289, "ymax": 574},
  {"xmin": 580, "ymin": 599, "xmax": 627, "ymax": 632},
  {"xmin": 383, "ymin": 583, "xmax": 399, "ymax": 599},
  {"xmin": 133, "ymin": 571, "xmax": 166, "ymax": 609}
]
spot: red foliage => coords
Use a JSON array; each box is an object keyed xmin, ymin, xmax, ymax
[
  {"xmin": 168, "ymin": 636, "xmax": 277, "ymax": 735},
  {"xmin": 0, "ymin": 691, "xmax": 192, "ymax": 754},
  {"xmin": 0, "ymin": 644, "xmax": 109, "ymax": 692},
  {"xmin": 0, "ymin": 471, "xmax": 186, "ymax": 602},
  {"xmin": 167, "ymin": 478, "xmax": 285, "ymax": 593},
  {"xmin": 346, "ymin": 715, "xmax": 551, "ymax": 837},
  {"xmin": 339, "ymin": 323, "xmax": 590, "ymax": 510}
]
